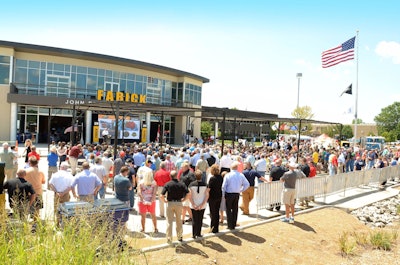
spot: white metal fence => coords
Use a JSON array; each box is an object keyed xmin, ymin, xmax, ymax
[{"xmin": 256, "ymin": 165, "xmax": 400, "ymax": 210}]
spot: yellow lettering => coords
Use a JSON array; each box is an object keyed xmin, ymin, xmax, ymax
[
  {"xmin": 125, "ymin": 92, "xmax": 130, "ymax": 102},
  {"xmin": 97, "ymin": 90, "xmax": 104, "ymax": 100},
  {"xmin": 131, "ymin": 94, "xmax": 138, "ymax": 103},
  {"xmin": 116, "ymin": 92, "xmax": 124, "ymax": 101},
  {"xmin": 106, "ymin": 91, "xmax": 114, "ymax": 101},
  {"xmin": 139, "ymin": 95, "xmax": 146, "ymax": 103}
]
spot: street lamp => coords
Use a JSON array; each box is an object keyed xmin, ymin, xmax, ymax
[
  {"xmin": 296, "ymin": 73, "xmax": 302, "ymax": 108},
  {"xmin": 259, "ymin": 124, "xmax": 263, "ymax": 142}
]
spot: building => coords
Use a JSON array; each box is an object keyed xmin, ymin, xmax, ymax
[{"xmin": 0, "ymin": 40, "xmax": 209, "ymax": 145}]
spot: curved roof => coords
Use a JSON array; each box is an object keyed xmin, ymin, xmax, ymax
[{"xmin": 0, "ymin": 40, "xmax": 209, "ymax": 83}]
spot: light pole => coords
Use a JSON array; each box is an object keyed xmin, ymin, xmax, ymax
[
  {"xmin": 296, "ymin": 73, "xmax": 302, "ymax": 108},
  {"xmin": 259, "ymin": 124, "xmax": 263, "ymax": 142}
]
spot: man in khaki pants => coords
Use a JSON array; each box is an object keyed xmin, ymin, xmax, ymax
[
  {"xmin": 0, "ymin": 142, "xmax": 17, "ymax": 181},
  {"xmin": 240, "ymin": 162, "xmax": 267, "ymax": 215},
  {"xmin": 153, "ymin": 162, "xmax": 171, "ymax": 218},
  {"xmin": 160, "ymin": 170, "xmax": 188, "ymax": 244}
]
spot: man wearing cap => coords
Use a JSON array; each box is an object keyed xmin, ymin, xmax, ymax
[
  {"xmin": 280, "ymin": 161, "xmax": 299, "ymax": 224},
  {"xmin": 49, "ymin": 162, "xmax": 73, "ymax": 222},
  {"xmin": 113, "ymin": 151, "xmax": 126, "ymax": 177},
  {"xmin": 222, "ymin": 161, "xmax": 250, "ymax": 230}
]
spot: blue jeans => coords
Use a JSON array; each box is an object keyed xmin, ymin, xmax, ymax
[
  {"xmin": 97, "ymin": 184, "xmax": 105, "ymax": 199},
  {"xmin": 129, "ymin": 189, "xmax": 135, "ymax": 208}
]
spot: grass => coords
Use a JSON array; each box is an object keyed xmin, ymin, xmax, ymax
[
  {"xmin": 339, "ymin": 232, "xmax": 357, "ymax": 256},
  {"xmin": 340, "ymin": 229, "xmax": 398, "ymax": 255},
  {"xmin": 0, "ymin": 209, "xmax": 141, "ymax": 265},
  {"xmin": 369, "ymin": 230, "xmax": 397, "ymax": 251}
]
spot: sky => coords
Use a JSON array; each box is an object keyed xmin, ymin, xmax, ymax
[{"xmin": 1, "ymin": 0, "xmax": 399, "ymax": 124}]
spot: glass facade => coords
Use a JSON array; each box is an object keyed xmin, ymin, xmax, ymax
[
  {"xmin": 0, "ymin": 55, "xmax": 10, "ymax": 84},
  {"xmin": 13, "ymin": 58, "xmax": 202, "ymax": 106}
]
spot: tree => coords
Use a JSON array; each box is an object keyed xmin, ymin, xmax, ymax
[
  {"xmin": 352, "ymin": 118, "xmax": 363, "ymax": 124},
  {"xmin": 291, "ymin": 106, "xmax": 314, "ymax": 134},
  {"xmin": 341, "ymin": 125, "xmax": 354, "ymax": 139},
  {"xmin": 374, "ymin": 102, "xmax": 400, "ymax": 140},
  {"xmin": 321, "ymin": 124, "xmax": 353, "ymax": 139},
  {"xmin": 200, "ymin": 121, "xmax": 213, "ymax": 139}
]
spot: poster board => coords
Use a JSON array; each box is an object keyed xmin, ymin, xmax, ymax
[{"xmin": 98, "ymin": 114, "xmax": 140, "ymax": 140}]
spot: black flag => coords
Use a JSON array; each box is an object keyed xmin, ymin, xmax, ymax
[{"xmin": 340, "ymin": 84, "xmax": 352, "ymax": 97}]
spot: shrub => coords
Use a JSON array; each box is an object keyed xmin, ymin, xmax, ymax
[{"xmin": 0, "ymin": 210, "xmax": 137, "ymax": 265}]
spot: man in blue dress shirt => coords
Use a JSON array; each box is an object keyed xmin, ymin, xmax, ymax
[{"xmin": 222, "ymin": 161, "xmax": 250, "ymax": 230}]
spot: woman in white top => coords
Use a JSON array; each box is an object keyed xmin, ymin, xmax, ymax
[{"xmin": 188, "ymin": 170, "xmax": 209, "ymax": 239}]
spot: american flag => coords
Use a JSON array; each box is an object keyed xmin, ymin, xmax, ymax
[{"xmin": 322, "ymin": 37, "xmax": 355, "ymax": 68}]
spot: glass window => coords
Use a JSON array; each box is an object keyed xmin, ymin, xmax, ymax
[
  {"xmin": 113, "ymin": 71, "xmax": 120, "ymax": 79},
  {"xmin": 28, "ymin": 61, "xmax": 40, "ymax": 69},
  {"xmin": 15, "ymin": 67, "xmax": 27, "ymax": 84},
  {"xmin": 76, "ymin": 74, "xmax": 87, "ymax": 88},
  {"xmin": 136, "ymin": 75, "xmax": 143, "ymax": 82},
  {"xmin": 120, "ymin": 79, "xmax": 126, "ymax": 92},
  {"xmin": 47, "ymin": 63, "xmax": 53, "ymax": 70},
  {"xmin": 77, "ymin": 66, "xmax": 87, "ymax": 74},
  {"xmin": 0, "ymin": 64, "xmax": 9, "ymax": 84},
  {"xmin": 54, "ymin": 63, "xmax": 64, "ymax": 72},
  {"xmin": 127, "ymin": 80, "xmax": 134, "ymax": 93},
  {"xmin": 106, "ymin": 70, "xmax": 112, "ymax": 78},
  {"xmin": 0, "ymin": 56, "xmax": 9, "ymax": 63},
  {"xmin": 127, "ymin": 73, "xmax": 135, "ymax": 80},
  {"xmin": 40, "ymin": 70, "xmax": 46, "ymax": 85},
  {"xmin": 88, "ymin": 67, "xmax": 97, "ymax": 75},
  {"xmin": 65, "ymin": 65, "xmax": 71, "ymax": 73},
  {"xmin": 135, "ymin": 82, "xmax": 143, "ymax": 94},
  {"xmin": 98, "ymin": 69, "xmax": 105, "ymax": 76},
  {"xmin": 41, "ymin": 62, "xmax": 46, "ymax": 69},
  {"xmin": 87, "ymin": 75, "xmax": 97, "ymax": 90},
  {"xmin": 28, "ymin": 69, "xmax": 40, "ymax": 84},
  {"xmin": 16, "ymin": 59, "xmax": 27, "ymax": 67},
  {"xmin": 97, "ymin": 76, "xmax": 104, "ymax": 89}
]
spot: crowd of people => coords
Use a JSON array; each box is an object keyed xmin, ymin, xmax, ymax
[{"xmin": 1, "ymin": 136, "xmax": 399, "ymax": 241}]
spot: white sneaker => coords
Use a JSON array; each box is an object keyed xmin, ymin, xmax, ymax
[{"xmin": 289, "ymin": 217, "xmax": 294, "ymax": 224}]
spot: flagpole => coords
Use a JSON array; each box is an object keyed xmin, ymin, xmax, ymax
[{"xmin": 354, "ymin": 30, "xmax": 359, "ymax": 146}]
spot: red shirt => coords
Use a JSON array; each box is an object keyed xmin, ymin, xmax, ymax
[
  {"xmin": 69, "ymin": 146, "xmax": 81, "ymax": 158},
  {"xmin": 28, "ymin": 151, "xmax": 40, "ymax": 161},
  {"xmin": 309, "ymin": 164, "xmax": 317, "ymax": 177},
  {"xmin": 153, "ymin": 168, "xmax": 171, "ymax": 187}
]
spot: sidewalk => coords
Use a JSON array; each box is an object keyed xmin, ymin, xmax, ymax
[{"xmin": 9, "ymin": 145, "xmax": 400, "ymax": 251}]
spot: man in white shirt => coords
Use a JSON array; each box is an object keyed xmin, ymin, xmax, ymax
[
  {"xmin": 102, "ymin": 128, "xmax": 109, "ymax": 144},
  {"xmin": 90, "ymin": 157, "xmax": 108, "ymax": 199},
  {"xmin": 49, "ymin": 162, "xmax": 74, "ymax": 224},
  {"xmin": 220, "ymin": 149, "xmax": 232, "ymax": 173}
]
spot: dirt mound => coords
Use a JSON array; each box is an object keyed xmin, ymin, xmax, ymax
[{"xmin": 132, "ymin": 207, "xmax": 400, "ymax": 265}]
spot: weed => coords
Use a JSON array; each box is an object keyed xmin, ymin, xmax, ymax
[
  {"xmin": 339, "ymin": 232, "xmax": 356, "ymax": 256},
  {"xmin": 369, "ymin": 231, "xmax": 393, "ymax": 251}
]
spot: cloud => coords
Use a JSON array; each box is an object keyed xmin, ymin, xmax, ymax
[{"xmin": 375, "ymin": 41, "xmax": 400, "ymax": 64}]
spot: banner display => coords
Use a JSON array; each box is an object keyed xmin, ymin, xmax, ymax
[{"xmin": 98, "ymin": 114, "xmax": 140, "ymax": 140}]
